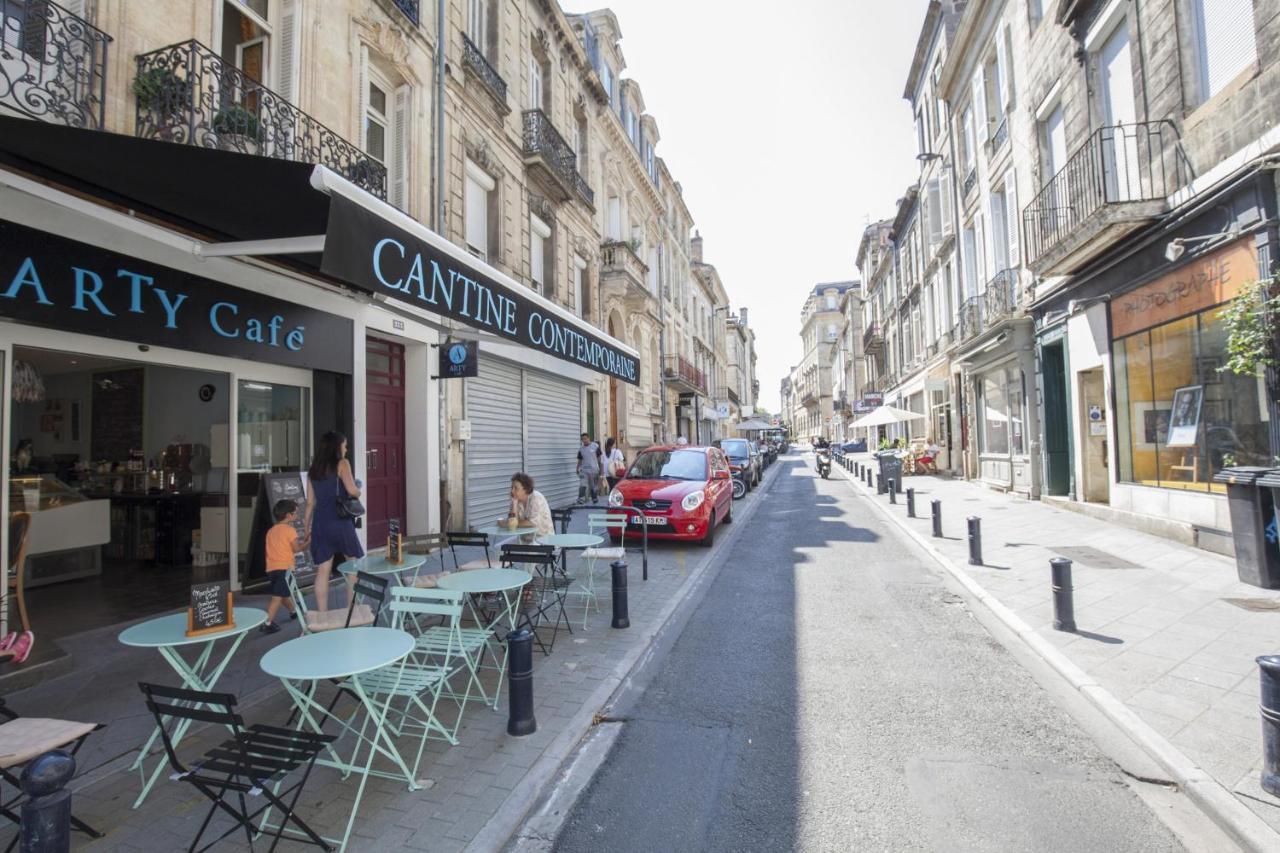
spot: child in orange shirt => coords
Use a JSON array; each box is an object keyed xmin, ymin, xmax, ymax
[{"xmin": 262, "ymin": 499, "xmax": 310, "ymax": 634}]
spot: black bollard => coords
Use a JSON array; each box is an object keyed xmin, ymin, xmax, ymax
[
  {"xmin": 611, "ymin": 560, "xmax": 630, "ymax": 629},
  {"xmin": 931, "ymin": 500, "xmax": 942, "ymax": 537},
  {"xmin": 907, "ymin": 488, "xmax": 916, "ymax": 518},
  {"xmin": 876, "ymin": 473, "xmax": 886, "ymax": 494},
  {"xmin": 1259, "ymin": 656, "xmax": 1280, "ymax": 796},
  {"xmin": 1050, "ymin": 557, "xmax": 1077, "ymax": 632},
  {"xmin": 967, "ymin": 516, "xmax": 983, "ymax": 565},
  {"xmin": 895, "ymin": 476, "xmax": 903, "ymax": 494},
  {"xmin": 507, "ymin": 628, "xmax": 537, "ymax": 736},
  {"xmin": 20, "ymin": 750, "xmax": 75, "ymax": 853},
  {"xmin": 888, "ymin": 479, "xmax": 897, "ymax": 503}
]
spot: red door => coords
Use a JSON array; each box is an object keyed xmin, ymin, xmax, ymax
[{"xmin": 365, "ymin": 337, "xmax": 406, "ymax": 545}]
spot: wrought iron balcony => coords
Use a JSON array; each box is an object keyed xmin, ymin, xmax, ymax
[
  {"xmin": 390, "ymin": 0, "xmax": 419, "ymax": 25},
  {"xmin": 462, "ymin": 34, "xmax": 508, "ymax": 112},
  {"xmin": 958, "ymin": 294, "xmax": 984, "ymax": 343},
  {"xmin": 863, "ymin": 321, "xmax": 884, "ymax": 354},
  {"xmin": 0, "ymin": 0, "xmax": 110, "ymax": 129},
  {"xmin": 133, "ymin": 40, "xmax": 386, "ymax": 199},
  {"xmin": 987, "ymin": 116, "xmax": 1008, "ymax": 155},
  {"xmin": 962, "ymin": 167, "xmax": 977, "ymax": 199},
  {"xmin": 983, "ymin": 268, "xmax": 1018, "ymax": 325},
  {"xmin": 1023, "ymin": 120, "xmax": 1189, "ymax": 276},
  {"xmin": 663, "ymin": 355, "xmax": 706, "ymax": 394},
  {"xmin": 801, "ymin": 389, "xmax": 818, "ymax": 407},
  {"xmin": 522, "ymin": 108, "xmax": 592, "ymax": 207}
]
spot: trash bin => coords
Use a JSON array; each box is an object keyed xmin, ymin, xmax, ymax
[
  {"xmin": 1215, "ymin": 466, "xmax": 1280, "ymax": 589},
  {"xmin": 876, "ymin": 451, "xmax": 903, "ymax": 494}
]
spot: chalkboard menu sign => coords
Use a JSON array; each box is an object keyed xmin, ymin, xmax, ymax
[
  {"xmin": 246, "ymin": 472, "xmax": 315, "ymax": 582},
  {"xmin": 186, "ymin": 579, "xmax": 234, "ymax": 636},
  {"xmin": 91, "ymin": 368, "xmax": 144, "ymax": 461},
  {"xmin": 388, "ymin": 518, "xmax": 401, "ymax": 563}
]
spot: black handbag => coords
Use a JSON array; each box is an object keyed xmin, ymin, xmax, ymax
[{"xmin": 335, "ymin": 476, "xmax": 366, "ymax": 519}]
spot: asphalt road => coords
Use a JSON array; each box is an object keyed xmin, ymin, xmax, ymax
[{"xmin": 551, "ymin": 453, "xmax": 1186, "ymax": 853}]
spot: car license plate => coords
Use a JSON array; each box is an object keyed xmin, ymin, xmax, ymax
[{"xmin": 631, "ymin": 515, "xmax": 666, "ymax": 525}]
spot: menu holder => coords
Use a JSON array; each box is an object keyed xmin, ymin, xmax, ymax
[
  {"xmin": 388, "ymin": 518, "xmax": 402, "ymax": 564},
  {"xmin": 186, "ymin": 579, "xmax": 235, "ymax": 637}
]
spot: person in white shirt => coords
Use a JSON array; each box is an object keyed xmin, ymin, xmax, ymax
[
  {"xmin": 604, "ymin": 437, "xmax": 626, "ymax": 489},
  {"xmin": 509, "ymin": 472, "xmax": 554, "ymax": 537}
]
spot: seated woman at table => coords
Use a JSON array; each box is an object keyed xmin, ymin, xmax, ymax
[{"xmin": 509, "ymin": 472, "xmax": 555, "ymax": 537}]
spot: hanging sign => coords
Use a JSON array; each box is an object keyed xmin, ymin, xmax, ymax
[
  {"xmin": 437, "ymin": 340, "xmax": 478, "ymax": 378},
  {"xmin": 320, "ymin": 196, "xmax": 639, "ymax": 385}
]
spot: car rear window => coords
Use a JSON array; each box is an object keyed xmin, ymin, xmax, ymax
[{"xmin": 718, "ymin": 439, "xmax": 750, "ymax": 456}]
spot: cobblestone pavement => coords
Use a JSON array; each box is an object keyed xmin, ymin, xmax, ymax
[
  {"xmin": 0, "ymin": 464, "xmax": 781, "ymax": 852},
  {"xmin": 833, "ymin": 452, "xmax": 1280, "ymax": 843}
]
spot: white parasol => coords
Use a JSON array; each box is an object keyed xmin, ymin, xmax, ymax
[
  {"xmin": 734, "ymin": 418, "xmax": 773, "ymax": 432},
  {"xmin": 849, "ymin": 406, "xmax": 927, "ymax": 428}
]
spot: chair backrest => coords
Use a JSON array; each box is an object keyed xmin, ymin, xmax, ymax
[
  {"xmin": 404, "ymin": 533, "xmax": 449, "ymax": 573},
  {"xmin": 550, "ymin": 507, "xmax": 574, "ymax": 534},
  {"xmin": 447, "ymin": 531, "xmax": 491, "ymax": 570},
  {"xmin": 587, "ymin": 512, "xmax": 627, "ymax": 546},
  {"xmin": 349, "ymin": 570, "xmax": 390, "ymax": 626},
  {"xmin": 285, "ymin": 572, "xmax": 315, "ymax": 633},
  {"xmin": 388, "ymin": 586, "xmax": 465, "ymax": 655},
  {"xmin": 499, "ymin": 543, "xmax": 557, "ymax": 568},
  {"xmin": 138, "ymin": 682, "xmax": 243, "ymax": 773}
]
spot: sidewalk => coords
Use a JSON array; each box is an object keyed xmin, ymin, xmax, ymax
[
  {"xmin": 0, "ymin": 475, "xmax": 777, "ymax": 853},
  {"xmin": 835, "ymin": 454, "xmax": 1280, "ymax": 849}
]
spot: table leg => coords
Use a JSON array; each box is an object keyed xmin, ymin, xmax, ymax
[{"xmin": 485, "ymin": 588, "xmax": 522, "ymax": 710}]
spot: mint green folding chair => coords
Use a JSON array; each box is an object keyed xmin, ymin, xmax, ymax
[
  {"xmin": 389, "ymin": 585, "xmax": 492, "ymax": 715},
  {"xmin": 571, "ymin": 513, "xmax": 628, "ymax": 628}
]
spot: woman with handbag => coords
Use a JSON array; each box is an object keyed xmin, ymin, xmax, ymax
[
  {"xmin": 305, "ymin": 430, "xmax": 364, "ymax": 613},
  {"xmin": 604, "ymin": 437, "xmax": 626, "ymax": 490}
]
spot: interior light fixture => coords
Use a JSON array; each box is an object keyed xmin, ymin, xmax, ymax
[{"xmin": 242, "ymin": 382, "xmax": 274, "ymax": 391}]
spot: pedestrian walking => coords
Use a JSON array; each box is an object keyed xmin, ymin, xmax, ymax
[
  {"xmin": 576, "ymin": 432, "xmax": 604, "ymax": 504},
  {"xmin": 604, "ymin": 437, "xmax": 626, "ymax": 490},
  {"xmin": 305, "ymin": 430, "xmax": 363, "ymax": 612}
]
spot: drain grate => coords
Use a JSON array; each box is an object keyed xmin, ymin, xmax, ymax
[
  {"xmin": 1050, "ymin": 546, "xmax": 1144, "ymax": 570},
  {"xmin": 1222, "ymin": 597, "xmax": 1280, "ymax": 612}
]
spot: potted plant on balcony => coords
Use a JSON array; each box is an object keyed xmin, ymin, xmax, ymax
[
  {"xmin": 131, "ymin": 67, "xmax": 190, "ymax": 139},
  {"xmin": 212, "ymin": 103, "xmax": 261, "ymax": 153}
]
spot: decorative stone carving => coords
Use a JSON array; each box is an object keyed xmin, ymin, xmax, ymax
[
  {"xmin": 355, "ymin": 14, "xmax": 421, "ymax": 85},
  {"xmin": 529, "ymin": 193, "xmax": 554, "ymax": 222},
  {"xmin": 463, "ymin": 128, "xmax": 501, "ymax": 178},
  {"xmin": 572, "ymin": 233, "xmax": 596, "ymax": 262},
  {"xmin": 534, "ymin": 28, "xmax": 551, "ymax": 58}
]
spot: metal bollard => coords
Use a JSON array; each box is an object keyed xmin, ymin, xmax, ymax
[
  {"xmin": 967, "ymin": 516, "xmax": 983, "ymax": 565},
  {"xmin": 1259, "ymin": 656, "xmax": 1280, "ymax": 796},
  {"xmin": 931, "ymin": 500, "xmax": 942, "ymax": 538},
  {"xmin": 895, "ymin": 476, "xmax": 903, "ymax": 494},
  {"xmin": 20, "ymin": 750, "xmax": 75, "ymax": 853},
  {"xmin": 1050, "ymin": 557, "xmax": 1077, "ymax": 633},
  {"xmin": 611, "ymin": 560, "xmax": 630, "ymax": 629},
  {"xmin": 507, "ymin": 628, "xmax": 537, "ymax": 736},
  {"xmin": 876, "ymin": 473, "xmax": 886, "ymax": 494},
  {"xmin": 907, "ymin": 488, "xmax": 916, "ymax": 518},
  {"xmin": 888, "ymin": 479, "xmax": 897, "ymax": 503}
]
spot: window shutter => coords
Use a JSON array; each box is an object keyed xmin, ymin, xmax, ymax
[
  {"xmin": 1195, "ymin": 0, "xmax": 1257, "ymax": 98},
  {"xmin": 62, "ymin": 0, "xmax": 87, "ymax": 19},
  {"xmin": 464, "ymin": 166, "xmax": 491, "ymax": 260},
  {"xmin": 940, "ymin": 168, "xmax": 954, "ymax": 236},
  {"xmin": 1005, "ymin": 172, "xmax": 1020, "ymax": 266},
  {"xmin": 357, "ymin": 45, "xmax": 369, "ymax": 150},
  {"xmin": 971, "ymin": 70, "xmax": 987, "ymax": 142},
  {"xmin": 389, "ymin": 84, "xmax": 410, "ymax": 211},
  {"xmin": 529, "ymin": 57, "xmax": 542, "ymax": 110},
  {"xmin": 278, "ymin": 0, "xmax": 300, "ymax": 104},
  {"xmin": 996, "ymin": 30, "xmax": 1011, "ymax": 111}
]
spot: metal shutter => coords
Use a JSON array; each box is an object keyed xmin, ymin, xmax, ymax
[
  {"xmin": 1194, "ymin": 0, "xmax": 1256, "ymax": 98},
  {"xmin": 524, "ymin": 371, "xmax": 581, "ymax": 510},
  {"xmin": 464, "ymin": 359, "xmax": 524, "ymax": 528}
]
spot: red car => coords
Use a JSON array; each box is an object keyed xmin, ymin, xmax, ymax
[{"xmin": 607, "ymin": 445, "xmax": 734, "ymax": 547}]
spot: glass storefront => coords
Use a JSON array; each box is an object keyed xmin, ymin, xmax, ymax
[
  {"xmin": 1113, "ymin": 305, "xmax": 1269, "ymax": 492},
  {"xmin": 979, "ymin": 367, "xmax": 1026, "ymax": 456}
]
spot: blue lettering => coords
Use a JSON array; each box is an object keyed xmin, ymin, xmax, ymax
[
  {"xmin": 151, "ymin": 288, "xmax": 187, "ymax": 329},
  {"xmin": 404, "ymin": 254, "xmax": 425, "ymax": 298},
  {"xmin": 286, "ymin": 327, "xmax": 305, "ymax": 351},
  {"xmin": 4, "ymin": 257, "xmax": 53, "ymax": 305},
  {"xmin": 267, "ymin": 315, "xmax": 283, "ymax": 347},
  {"xmin": 501, "ymin": 299, "xmax": 517, "ymax": 335},
  {"xmin": 245, "ymin": 318, "xmax": 264, "ymax": 343},
  {"xmin": 373, "ymin": 238, "xmax": 405, "ymax": 290},
  {"xmin": 528, "ymin": 312, "xmax": 544, "ymax": 346},
  {"xmin": 71, "ymin": 267, "xmax": 114, "ymax": 316},
  {"xmin": 117, "ymin": 269, "xmax": 152, "ymax": 313},
  {"xmin": 209, "ymin": 302, "xmax": 240, "ymax": 337}
]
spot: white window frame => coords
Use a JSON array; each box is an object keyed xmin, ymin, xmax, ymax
[
  {"xmin": 1190, "ymin": 0, "xmax": 1258, "ymax": 103},
  {"xmin": 530, "ymin": 213, "xmax": 551, "ymax": 293},
  {"xmin": 464, "ymin": 159, "xmax": 495, "ymax": 261},
  {"xmin": 573, "ymin": 255, "xmax": 587, "ymax": 317}
]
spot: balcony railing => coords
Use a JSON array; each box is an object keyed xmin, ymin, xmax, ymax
[
  {"xmin": 601, "ymin": 240, "xmax": 649, "ymax": 282},
  {"xmin": 134, "ymin": 40, "xmax": 386, "ymax": 198},
  {"xmin": 958, "ymin": 295, "xmax": 984, "ymax": 343},
  {"xmin": 987, "ymin": 116, "xmax": 1008, "ymax": 155},
  {"xmin": 390, "ymin": 0, "xmax": 419, "ymax": 25},
  {"xmin": 1023, "ymin": 120, "xmax": 1189, "ymax": 274},
  {"xmin": 962, "ymin": 167, "xmax": 977, "ymax": 198},
  {"xmin": 662, "ymin": 355, "xmax": 706, "ymax": 394},
  {"xmin": 522, "ymin": 108, "xmax": 592, "ymax": 206},
  {"xmin": 983, "ymin": 268, "xmax": 1018, "ymax": 324},
  {"xmin": 462, "ymin": 34, "xmax": 507, "ymax": 110},
  {"xmin": 863, "ymin": 322, "xmax": 884, "ymax": 353},
  {"xmin": 0, "ymin": 0, "xmax": 110, "ymax": 129}
]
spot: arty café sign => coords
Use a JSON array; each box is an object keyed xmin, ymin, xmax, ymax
[
  {"xmin": 0, "ymin": 221, "xmax": 353, "ymax": 373},
  {"xmin": 320, "ymin": 196, "xmax": 640, "ymax": 385}
]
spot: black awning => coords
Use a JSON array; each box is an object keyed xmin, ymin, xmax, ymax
[{"xmin": 0, "ymin": 118, "xmax": 640, "ymax": 385}]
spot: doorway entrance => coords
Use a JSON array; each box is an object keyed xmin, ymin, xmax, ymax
[
  {"xmin": 365, "ymin": 336, "xmax": 406, "ymax": 544},
  {"xmin": 1079, "ymin": 367, "xmax": 1110, "ymax": 503},
  {"xmin": 1042, "ymin": 341, "xmax": 1071, "ymax": 496}
]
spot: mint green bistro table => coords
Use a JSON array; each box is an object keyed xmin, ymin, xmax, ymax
[
  {"xmin": 261, "ymin": 626, "xmax": 416, "ymax": 852},
  {"xmin": 118, "ymin": 606, "xmax": 267, "ymax": 807},
  {"xmin": 338, "ymin": 553, "xmax": 429, "ymax": 586},
  {"xmin": 437, "ymin": 569, "xmax": 530, "ymax": 709}
]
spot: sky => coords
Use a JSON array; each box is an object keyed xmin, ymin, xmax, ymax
[{"xmin": 565, "ymin": 0, "xmax": 931, "ymax": 413}]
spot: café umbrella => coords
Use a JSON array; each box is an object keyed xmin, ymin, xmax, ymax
[
  {"xmin": 734, "ymin": 418, "xmax": 773, "ymax": 432},
  {"xmin": 849, "ymin": 405, "xmax": 927, "ymax": 429}
]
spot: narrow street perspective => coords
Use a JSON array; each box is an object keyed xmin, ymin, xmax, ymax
[{"xmin": 549, "ymin": 452, "xmax": 1189, "ymax": 852}]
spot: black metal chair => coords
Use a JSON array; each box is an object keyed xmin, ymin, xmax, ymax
[
  {"xmin": 138, "ymin": 683, "xmax": 336, "ymax": 853},
  {"xmin": 0, "ymin": 699, "xmax": 104, "ymax": 853},
  {"xmin": 550, "ymin": 506, "xmax": 574, "ymax": 534},
  {"xmin": 403, "ymin": 532, "xmax": 449, "ymax": 574},
  {"xmin": 447, "ymin": 531, "xmax": 492, "ymax": 571},
  {"xmin": 501, "ymin": 544, "xmax": 570, "ymax": 654}
]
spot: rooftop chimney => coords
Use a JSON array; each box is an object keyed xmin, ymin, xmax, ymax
[{"xmin": 691, "ymin": 230, "xmax": 703, "ymax": 263}]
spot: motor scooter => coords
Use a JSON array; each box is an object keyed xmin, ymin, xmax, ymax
[{"xmin": 815, "ymin": 449, "xmax": 831, "ymax": 479}]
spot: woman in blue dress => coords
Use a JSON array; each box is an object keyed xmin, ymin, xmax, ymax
[{"xmin": 305, "ymin": 431, "xmax": 363, "ymax": 612}]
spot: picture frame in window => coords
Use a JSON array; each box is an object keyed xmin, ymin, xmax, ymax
[
  {"xmin": 1196, "ymin": 356, "xmax": 1223, "ymax": 384},
  {"xmin": 1167, "ymin": 385, "xmax": 1203, "ymax": 448},
  {"xmin": 1132, "ymin": 401, "xmax": 1172, "ymax": 451}
]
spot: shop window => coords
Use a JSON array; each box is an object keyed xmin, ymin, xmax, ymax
[
  {"xmin": 237, "ymin": 380, "xmax": 309, "ymax": 471},
  {"xmin": 980, "ymin": 373, "xmax": 1009, "ymax": 455},
  {"xmin": 1009, "ymin": 373, "xmax": 1025, "ymax": 456},
  {"xmin": 1113, "ymin": 307, "xmax": 1269, "ymax": 492}
]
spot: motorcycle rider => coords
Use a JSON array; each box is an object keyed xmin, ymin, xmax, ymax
[{"xmin": 813, "ymin": 435, "xmax": 831, "ymax": 477}]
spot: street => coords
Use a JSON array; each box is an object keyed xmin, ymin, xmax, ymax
[{"xmin": 551, "ymin": 453, "xmax": 1187, "ymax": 852}]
